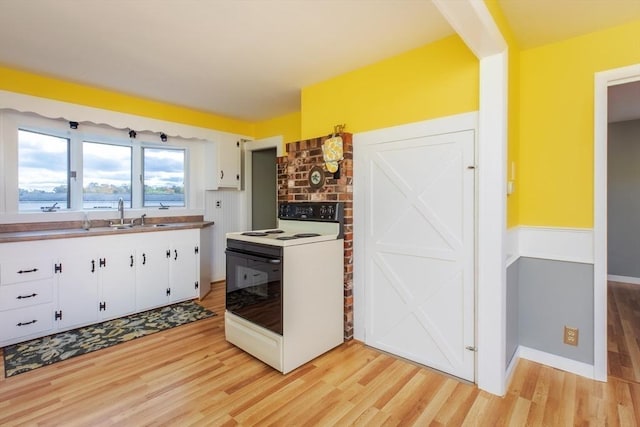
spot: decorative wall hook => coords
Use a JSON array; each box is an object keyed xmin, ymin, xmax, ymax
[
  {"xmin": 129, "ymin": 130, "xmax": 137, "ymax": 139},
  {"xmin": 69, "ymin": 121, "xmax": 79, "ymax": 129},
  {"xmin": 160, "ymin": 133, "xmax": 167, "ymax": 142}
]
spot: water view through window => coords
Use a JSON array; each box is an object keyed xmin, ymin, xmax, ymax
[
  {"xmin": 83, "ymin": 141, "xmax": 132, "ymax": 209},
  {"xmin": 18, "ymin": 130, "xmax": 69, "ymax": 211},
  {"xmin": 143, "ymin": 148, "xmax": 185, "ymax": 207}
]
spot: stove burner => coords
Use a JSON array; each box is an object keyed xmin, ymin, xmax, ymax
[
  {"xmin": 265, "ymin": 229, "xmax": 285, "ymax": 234},
  {"xmin": 294, "ymin": 233, "xmax": 321, "ymax": 238},
  {"xmin": 276, "ymin": 236, "xmax": 299, "ymax": 240},
  {"xmin": 242, "ymin": 231, "xmax": 268, "ymax": 237}
]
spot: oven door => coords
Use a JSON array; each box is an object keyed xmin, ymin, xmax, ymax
[{"xmin": 225, "ymin": 243, "xmax": 283, "ymax": 335}]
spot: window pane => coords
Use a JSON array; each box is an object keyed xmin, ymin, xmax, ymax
[
  {"xmin": 18, "ymin": 130, "xmax": 69, "ymax": 211},
  {"xmin": 143, "ymin": 148, "xmax": 185, "ymax": 207},
  {"xmin": 83, "ymin": 142, "xmax": 132, "ymax": 209}
]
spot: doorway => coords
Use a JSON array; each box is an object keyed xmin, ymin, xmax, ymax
[
  {"xmin": 605, "ymin": 81, "xmax": 640, "ymax": 383},
  {"xmin": 594, "ymin": 63, "xmax": 640, "ymax": 381},
  {"xmin": 251, "ymin": 148, "xmax": 277, "ymax": 229},
  {"xmin": 243, "ymin": 136, "xmax": 283, "ymax": 231}
]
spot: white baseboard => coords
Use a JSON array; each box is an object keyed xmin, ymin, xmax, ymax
[
  {"xmin": 607, "ymin": 274, "xmax": 640, "ymax": 285},
  {"xmin": 517, "ymin": 345, "xmax": 596, "ymax": 380}
]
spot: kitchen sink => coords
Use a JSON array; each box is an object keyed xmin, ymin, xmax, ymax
[{"xmin": 110, "ymin": 223, "xmax": 133, "ymax": 230}]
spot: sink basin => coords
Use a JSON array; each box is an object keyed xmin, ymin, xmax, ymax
[{"xmin": 110, "ymin": 223, "xmax": 133, "ymax": 230}]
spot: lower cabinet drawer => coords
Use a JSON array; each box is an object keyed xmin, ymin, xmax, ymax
[
  {"xmin": 1, "ymin": 258, "xmax": 53, "ymax": 286},
  {"xmin": 0, "ymin": 304, "xmax": 55, "ymax": 344},
  {"xmin": 0, "ymin": 279, "xmax": 54, "ymax": 311}
]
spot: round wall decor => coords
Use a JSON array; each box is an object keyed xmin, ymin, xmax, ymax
[{"xmin": 308, "ymin": 165, "xmax": 325, "ymax": 189}]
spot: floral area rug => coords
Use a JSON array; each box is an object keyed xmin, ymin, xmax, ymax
[{"xmin": 3, "ymin": 300, "xmax": 215, "ymax": 378}]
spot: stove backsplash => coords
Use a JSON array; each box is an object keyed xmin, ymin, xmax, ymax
[{"xmin": 277, "ymin": 133, "xmax": 354, "ymax": 339}]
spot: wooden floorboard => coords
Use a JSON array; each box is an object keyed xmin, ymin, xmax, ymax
[{"xmin": 1, "ymin": 281, "xmax": 639, "ymax": 425}]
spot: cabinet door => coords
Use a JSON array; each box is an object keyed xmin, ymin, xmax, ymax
[
  {"xmin": 219, "ymin": 134, "xmax": 241, "ymax": 188},
  {"xmin": 205, "ymin": 134, "xmax": 242, "ymax": 189},
  {"xmin": 99, "ymin": 247, "xmax": 136, "ymax": 320},
  {"xmin": 169, "ymin": 231, "xmax": 199, "ymax": 302},
  {"xmin": 57, "ymin": 254, "xmax": 99, "ymax": 330},
  {"xmin": 136, "ymin": 244, "xmax": 170, "ymax": 311}
]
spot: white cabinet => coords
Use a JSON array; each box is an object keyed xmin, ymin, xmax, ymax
[
  {"xmin": 135, "ymin": 229, "xmax": 199, "ymax": 310},
  {"xmin": 0, "ymin": 243, "xmax": 56, "ymax": 344},
  {"xmin": 136, "ymin": 237, "xmax": 170, "ymax": 311},
  {"xmin": 0, "ymin": 228, "xmax": 202, "ymax": 347},
  {"xmin": 98, "ymin": 242, "xmax": 136, "ymax": 320},
  {"xmin": 168, "ymin": 229, "xmax": 200, "ymax": 302},
  {"xmin": 56, "ymin": 250, "xmax": 100, "ymax": 330},
  {"xmin": 206, "ymin": 133, "xmax": 243, "ymax": 189}
]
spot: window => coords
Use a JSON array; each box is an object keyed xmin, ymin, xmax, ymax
[
  {"xmin": 143, "ymin": 148, "xmax": 185, "ymax": 207},
  {"xmin": 10, "ymin": 113, "xmax": 191, "ymax": 213},
  {"xmin": 83, "ymin": 141, "xmax": 132, "ymax": 209},
  {"xmin": 18, "ymin": 130, "xmax": 70, "ymax": 211}
]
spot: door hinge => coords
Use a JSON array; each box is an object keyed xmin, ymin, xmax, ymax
[
  {"xmin": 54, "ymin": 310, "xmax": 62, "ymax": 321},
  {"xmin": 194, "ymin": 246, "xmax": 199, "ymax": 254},
  {"xmin": 54, "ymin": 263, "xmax": 62, "ymax": 274},
  {"xmin": 99, "ymin": 301, "xmax": 106, "ymax": 311},
  {"xmin": 99, "ymin": 258, "xmax": 106, "ymax": 267},
  {"xmin": 465, "ymin": 346, "xmax": 477, "ymax": 352},
  {"xmin": 195, "ymin": 281, "xmax": 199, "ymax": 289},
  {"xmin": 166, "ymin": 288, "xmax": 171, "ymax": 296},
  {"xmin": 166, "ymin": 250, "xmax": 171, "ymax": 258}
]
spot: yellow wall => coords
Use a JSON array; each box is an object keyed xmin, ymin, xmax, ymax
[
  {"xmin": 0, "ymin": 65, "xmax": 254, "ymax": 136},
  {"xmin": 300, "ymin": 35, "xmax": 479, "ymax": 139},
  {"xmin": 254, "ymin": 111, "xmax": 301, "ymax": 144},
  {"xmin": 519, "ymin": 20, "xmax": 640, "ymax": 227}
]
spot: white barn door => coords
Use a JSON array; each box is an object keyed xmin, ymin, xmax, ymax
[{"xmin": 360, "ymin": 127, "xmax": 476, "ymax": 382}]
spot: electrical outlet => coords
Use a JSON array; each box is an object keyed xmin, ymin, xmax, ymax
[
  {"xmin": 564, "ymin": 326, "xmax": 579, "ymax": 346},
  {"xmin": 215, "ymin": 200, "xmax": 222, "ymax": 208}
]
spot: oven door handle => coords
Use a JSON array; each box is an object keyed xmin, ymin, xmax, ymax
[{"xmin": 225, "ymin": 249, "xmax": 282, "ymax": 265}]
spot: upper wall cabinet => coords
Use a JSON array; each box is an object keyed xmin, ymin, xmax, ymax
[{"xmin": 206, "ymin": 133, "xmax": 243, "ymax": 190}]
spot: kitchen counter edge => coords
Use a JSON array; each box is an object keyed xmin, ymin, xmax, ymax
[{"xmin": 0, "ymin": 221, "xmax": 214, "ymax": 244}]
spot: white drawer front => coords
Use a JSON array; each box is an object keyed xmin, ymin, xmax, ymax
[
  {"xmin": 1, "ymin": 258, "xmax": 54, "ymax": 285},
  {"xmin": 0, "ymin": 304, "xmax": 54, "ymax": 343},
  {"xmin": 0, "ymin": 279, "xmax": 54, "ymax": 311}
]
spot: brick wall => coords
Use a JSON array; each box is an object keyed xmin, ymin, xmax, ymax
[{"xmin": 277, "ymin": 133, "xmax": 354, "ymax": 339}]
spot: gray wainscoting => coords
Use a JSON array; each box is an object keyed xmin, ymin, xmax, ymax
[
  {"xmin": 608, "ymin": 119, "xmax": 640, "ymax": 278},
  {"xmin": 506, "ymin": 257, "xmax": 594, "ymax": 366}
]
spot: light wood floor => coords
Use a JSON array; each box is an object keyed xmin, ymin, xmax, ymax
[
  {"xmin": 1, "ymin": 282, "xmax": 639, "ymax": 426},
  {"xmin": 608, "ymin": 281, "xmax": 640, "ymax": 383}
]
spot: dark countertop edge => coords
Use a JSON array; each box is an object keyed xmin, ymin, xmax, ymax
[{"xmin": 0, "ymin": 221, "xmax": 214, "ymax": 244}]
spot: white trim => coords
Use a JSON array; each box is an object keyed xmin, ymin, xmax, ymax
[
  {"xmin": 0, "ymin": 90, "xmax": 251, "ymax": 142},
  {"xmin": 433, "ymin": 0, "xmax": 508, "ymax": 396},
  {"xmin": 432, "ymin": 0, "xmax": 507, "ymax": 58},
  {"xmin": 516, "ymin": 226, "xmax": 593, "ymax": 264},
  {"xmin": 505, "ymin": 346, "xmax": 521, "ymax": 388},
  {"xmin": 506, "ymin": 227, "xmax": 519, "ymax": 267},
  {"xmin": 476, "ymin": 52, "xmax": 508, "ymax": 397},
  {"xmin": 518, "ymin": 346, "xmax": 596, "ymax": 380},
  {"xmin": 594, "ymin": 63, "xmax": 640, "ymax": 382},
  {"xmin": 607, "ymin": 275, "xmax": 640, "ymax": 285}
]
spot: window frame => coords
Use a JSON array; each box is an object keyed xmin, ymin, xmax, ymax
[{"xmin": 5, "ymin": 112, "xmax": 192, "ymax": 214}]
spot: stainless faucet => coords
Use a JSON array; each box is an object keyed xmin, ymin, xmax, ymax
[{"xmin": 117, "ymin": 197, "xmax": 124, "ymax": 225}]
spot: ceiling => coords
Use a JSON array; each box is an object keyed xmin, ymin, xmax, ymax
[{"xmin": 1, "ymin": 0, "xmax": 640, "ymax": 122}]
